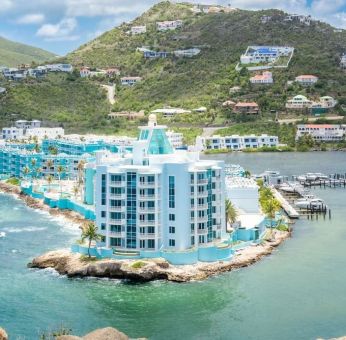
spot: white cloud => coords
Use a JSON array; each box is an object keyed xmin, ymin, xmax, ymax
[
  {"xmin": 16, "ymin": 13, "xmax": 45, "ymax": 24},
  {"xmin": 36, "ymin": 17, "xmax": 78, "ymax": 41},
  {"xmin": 0, "ymin": 0, "xmax": 13, "ymax": 12},
  {"xmin": 65, "ymin": 0, "xmax": 155, "ymax": 17}
]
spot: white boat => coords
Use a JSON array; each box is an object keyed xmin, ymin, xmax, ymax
[
  {"xmin": 295, "ymin": 198, "xmax": 326, "ymax": 209},
  {"xmin": 279, "ymin": 184, "xmax": 295, "ymax": 193},
  {"xmin": 306, "ymin": 173, "xmax": 318, "ymax": 181},
  {"xmin": 297, "ymin": 175, "xmax": 306, "ymax": 181},
  {"xmin": 0, "ymin": 232, "xmax": 6, "ymax": 238}
]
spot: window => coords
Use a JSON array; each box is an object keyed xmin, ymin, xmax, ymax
[
  {"xmin": 101, "ymin": 174, "xmax": 106, "ymax": 206},
  {"xmin": 110, "ymin": 237, "xmax": 121, "ymax": 247},
  {"xmin": 148, "ymin": 226, "xmax": 155, "ymax": 234},
  {"xmin": 110, "ymin": 225, "xmax": 121, "ymax": 233},
  {"xmin": 169, "ymin": 226, "xmax": 175, "ymax": 234},
  {"xmin": 169, "ymin": 239, "xmax": 175, "ymax": 247},
  {"xmin": 191, "ymin": 223, "xmax": 195, "ymax": 232},
  {"xmin": 101, "ymin": 211, "xmax": 106, "ymax": 218},
  {"xmin": 169, "ymin": 214, "xmax": 175, "ymax": 221},
  {"xmin": 191, "ymin": 236, "xmax": 195, "ymax": 246},
  {"xmin": 169, "ymin": 176, "xmax": 175, "ymax": 208},
  {"xmin": 148, "ymin": 239, "xmax": 155, "ymax": 249},
  {"xmin": 101, "ymin": 223, "xmax": 106, "ymax": 230},
  {"xmin": 140, "ymin": 240, "xmax": 145, "ymax": 249},
  {"xmin": 100, "ymin": 236, "xmax": 106, "ymax": 243}
]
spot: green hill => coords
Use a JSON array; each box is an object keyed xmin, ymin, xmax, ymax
[
  {"xmin": 0, "ymin": 36, "xmax": 55, "ymax": 67},
  {"xmin": 66, "ymin": 1, "xmax": 346, "ymax": 119},
  {"xmin": 1, "ymin": 1, "xmax": 346, "ymax": 142}
]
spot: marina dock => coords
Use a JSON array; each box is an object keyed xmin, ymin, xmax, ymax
[{"xmin": 271, "ymin": 187, "xmax": 300, "ymax": 219}]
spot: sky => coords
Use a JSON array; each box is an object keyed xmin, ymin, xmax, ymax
[{"xmin": 0, "ymin": 0, "xmax": 345, "ymax": 56}]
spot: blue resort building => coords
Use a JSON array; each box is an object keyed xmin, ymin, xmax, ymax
[
  {"xmin": 0, "ymin": 146, "xmax": 93, "ymax": 180},
  {"xmin": 78, "ymin": 114, "xmax": 231, "ymax": 264}
]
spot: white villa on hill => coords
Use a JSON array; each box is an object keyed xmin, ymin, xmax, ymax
[
  {"xmin": 340, "ymin": 54, "xmax": 346, "ymax": 69},
  {"xmin": 286, "ymin": 95, "xmax": 312, "ymax": 109},
  {"xmin": 196, "ymin": 134, "xmax": 279, "ymax": 151},
  {"xmin": 295, "ymin": 75, "xmax": 318, "ymax": 86},
  {"xmin": 151, "ymin": 108, "xmax": 191, "ymax": 117},
  {"xmin": 296, "ymin": 124, "xmax": 345, "ymax": 142},
  {"xmin": 156, "ymin": 20, "xmax": 183, "ymax": 31},
  {"xmin": 250, "ymin": 71, "xmax": 273, "ymax": 84},
  {"xmin": 286, "ymin": 95, "xmax": 337, "ymax": 110},
  {"xmin": 240, "ymin": 46, "xmax": 294, "ymax": 65},
  {"xmin": 130, "ymin": 26, "xmax": 147, "ymax": 35},
  {"xmin": 120, "ymin": 77, "xmax": 142, "ymax": 86}
]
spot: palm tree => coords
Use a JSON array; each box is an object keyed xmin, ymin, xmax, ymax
[
  {"xmin": 244, "ymin": 170, "xmax": 251, "ymax": 178},
  {"xmin": 81, "ymin": 223, "xmax": 101, "ymax": 258},
  {"xmin": 22, "ymin": 166, "xmax": 30, "ymax": 180},
  {"xmin": 263, "ymin": 198, "xmax": 281, "ymax": 238},
  {"xmin": 46, "ymin": 175, "xmax": 53, "ymax": 192},
  {"xmin": 56, "ymin": 165, "xmax": 65, "ymax": 195},
  {"xmin": 73, "ymin": 185, "xmax": 79, "ymax": 199},
  {"xmin": 225, "ymin": 199, "xmax": 238, "ymax": 232}
]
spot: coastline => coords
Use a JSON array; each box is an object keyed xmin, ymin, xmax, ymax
[
  {"xmin": 0, "ymin": 180, "xmax": 290, "ymax": 283},
  {"xmin": 28, "ymin": 231, "xmax": 290, "ymax": 283},
  {"xmin": 0, "ymin": 181, "xmax": 87, "ymax": 229}
]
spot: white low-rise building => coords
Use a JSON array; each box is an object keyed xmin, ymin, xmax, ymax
[
  {"xmin": 25, "ymin": 127, "xmax": 65, "ymax": 140},
  {"xmin": 15, "ymin": 120, "xmax": 41, "ymax": 130},
  {"xmin": 250, "ymin": 71, "xmax": 273, "ymax": 84},
  {"xmin": 286, "ymin": 95, "xmax": 312, "ymax": 109},
  {"xmin": 173, "ymin": 48, "xmax": 201, "ymax": 58},
  {"xmin": 1, "ymin": 127, "xmax": 24, "ymax": 140},
  {"xmin": 156, "ymin": 20, "xmax": 183, "ymax": 31},
  {"xmin": 295, "ymin": 75, "xmax": 318, "ymax": 86},
  {"xmin": 296, "ymin": 124, "xmax": 345, "ymax": 142},
  {"xmin": 151, "ymin": 108, "xmax": 191, "ymax": 117},
  {"xmin": 196, "ymin": 134, "xmax": 279, "ymax": 151},
  {"xmin": 120, "ymin": 76, "xmax": 142, "ymax": 86},
  {"xmin": 226, "ymin": 177, "xmax": 260, "ymax": 213},
  {"xmin": 166, "ymin": 130, "xmax": 184, "ymax": 148},
  {"xmin": 130, "ymin": 26, "xmax": 147, "ymax": 35}
]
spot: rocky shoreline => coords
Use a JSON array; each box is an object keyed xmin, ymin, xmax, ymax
[
  {"xmin": 28, "ymin": 230, "xmax": 289, "ymax": 282},
  {"xmin": 0, "ymin": 181, "xmax": 87, "ymax": 229},
  {"xmin": 0, "ymin": 180, "xmax": 291, "ymax": 282}
]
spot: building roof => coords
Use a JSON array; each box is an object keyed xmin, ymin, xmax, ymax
[
  {"xmin": 296, "ymin": 75, "xmax": 318, "ymax": 79},
  {"xmin": 235, "ymin": 102, "xmax": 258, "ymax": 107},
  {"xmin": 305, "ymin": 124, "xmax": 335, "ymax": 128}
]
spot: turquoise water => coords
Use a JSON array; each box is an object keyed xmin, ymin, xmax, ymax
[{"xmin": 1, "ymin": 152, "xmax": 346, "ymax": 339}]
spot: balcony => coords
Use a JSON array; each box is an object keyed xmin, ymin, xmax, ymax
[
  {"xmin": 138, "ymin": 207, "xmax": 156, "ymax": 213},
  {"xmin": 109, "ymin": 230, "xmax": 126, "ymax": 237},
  {"xmin": 109, "ymin": 219, "xmax": 125, "ymax": 225},
  {"xmin": 197, "ymin": 204, "xmax": 209, "ymax": 210},
  {"xmin": 196, "ymin": 191, "xmax": 208, "ymax": 198},
  {"xmin": 197, "ymin": 179, "xmax": 209, "ymax": 185},
  {"xmin": 198, "ymin": 229, "xmax": 207, "ymax": 235},
  {"xmin": 109, "ymin": 193, "xmax": 126, "ymax": 199},
  {"xmin": 138, "ymin": 220, "xmax": 156, "ymax": 226},
  {"xmin": 197, "ymin": 216, "xmax": 208, "ymax": 223},
  {"xmin": 139, "ymin": 194, "xmax": 156, "ymax": 200},
  {"xmin": 109, "ymin": 206, "xmax": 126, "ymax": 212},
  {"xmin": 110, "ymin": 181, "xmax": 125, "ymax": 186},
  {"xmin": 138, "ymin": 181, "xmax": 156, "ymax": 187}
]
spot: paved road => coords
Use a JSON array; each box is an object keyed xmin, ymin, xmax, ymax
[{"xmin": 278, "ymin": 116, "xmax": 344, "ymax": 124}]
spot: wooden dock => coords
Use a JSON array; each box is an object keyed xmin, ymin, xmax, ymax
[{"xmin": 271, "ymin": 188, "xmax": 300, "ymax": 219}]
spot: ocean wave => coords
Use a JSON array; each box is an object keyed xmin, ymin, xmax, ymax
[{"xmin": 3, "ymin": 226, "xmax": 47, "ymax": 233}]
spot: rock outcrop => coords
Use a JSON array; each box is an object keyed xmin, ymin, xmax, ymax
[
  {"xmin": 57, "ymin": 327, "xmax": 136, "ymax": 340},
  {"xmin": 0, "ymin": 328, "xmax": 8, "ymax": 340},
  {"xmin": 28, "ymin": 231, "xmax": 289, "ymax": 282}
]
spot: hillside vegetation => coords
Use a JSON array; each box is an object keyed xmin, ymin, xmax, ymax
[
  {"xmin": 67, "ymin": 1, "xmax": 346, "ymax": 118},
  {"xmin": 0, "ymin": 1, "xmax": 346, "ymax": 139},
  {"xmin": 0, "ymin": 36, "xmax": 55, "ymax": 67}
]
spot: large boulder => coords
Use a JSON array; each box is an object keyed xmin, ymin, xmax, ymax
[
  {"xmin": 57, "ymin": 327, "xmax": 144, "ymax": 340},
  {"xmin": 0, "ymin": 328, "xmax": 8, "ymax": 340}
]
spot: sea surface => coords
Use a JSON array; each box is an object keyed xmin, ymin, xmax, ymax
[{"xmin": 1, "ymin": 152, "xmax": 346, "ymax": 339}]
